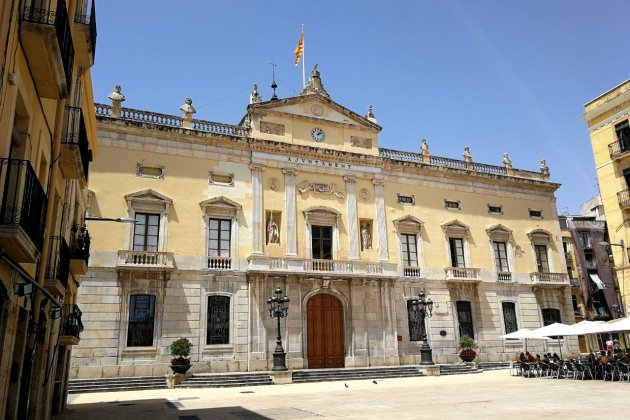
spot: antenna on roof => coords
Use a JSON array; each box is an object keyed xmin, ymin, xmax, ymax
[{"xmin": 270, "ymin": 57, "xmax": 278, "ymax": 101}]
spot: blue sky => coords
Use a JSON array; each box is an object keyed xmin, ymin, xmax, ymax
[{"xmin": 91, "ymin": 0, "xmax": 629, "ymax": 213}]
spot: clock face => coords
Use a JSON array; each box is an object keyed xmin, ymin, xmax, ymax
[{"xmin": 311, "ymin": 127, "xmax": 325, "ymax": 142}]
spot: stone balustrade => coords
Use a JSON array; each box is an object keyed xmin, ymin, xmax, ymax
[
  {"xmin": 117, "ymin": 250, "xmax": 175, "ymax": 269},
  {"xmin": 445, "ymin": 267, "xmax": 481, "ymax": 281},
  {"xmin": 402, "ymin": 266, "xmax": 424, "ymax": 279},
  {"xmin": 208, "ymin": 256, "xmax": 232, "ymax": 270},
  {"xmin": 247, "ymin": 256, "xmax": 397, "ymax": 277},
  {"xmin": 95, "ymin": 103, "xmax": 247, "ymax": 137},
  {"xmin": 496, "ymin": 271, "xmax": 513, "ymax": 283},
  {"xmin": 529, "ymin": 272, "xmax": 569, "ymax": 286}
]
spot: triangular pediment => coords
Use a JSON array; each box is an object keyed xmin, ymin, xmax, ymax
[
  {"xmin": 199, "ymin": 196, "xmax": 242, "ymax": 210},
  {"xmin": 247, "ymin": 95, "xmax": 381, "ymax": 131},
  {"xmin": 125, "ymin": 189, "xmax": 172, "ymax": 204}
]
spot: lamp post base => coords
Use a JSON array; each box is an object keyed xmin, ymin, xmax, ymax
[
  {"xmin": 272, "ymin": 351, "xmax": 288, "ymax": 371},
  {"xmin": 419, "ymin": 342, "xmax": 434, "ymax": 365}
]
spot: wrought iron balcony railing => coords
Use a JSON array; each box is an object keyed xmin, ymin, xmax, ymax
[
  {"xmin": 23, "ymin": 0, "xmax": 74, "ymax": 92},
  {"xmin": 45, "ymin": 236, "xmax": 70, "ymax": 289},
  {"xmin": 75, "ymin": 0, "xmax": 97, "ymax": 58},
  {"xmin": 618, "ymin": 189, "xmax": 630, "ymax": 209},
  {"xmin": 0, "ymin": 158, "xmax": 47, "ymax": 250},
  {"xmin": 608, "ymin": 139, "xmax": 630, "ymax": 160},
  {"xmin": 60, "ymin": 304, "xmax": 83, "ymax": 340},
  {"xmin": 61, "ymin": 106, "xmax": 91, "ymax": 181},
  {"xmin": 70, "ymin": 225, "xmax": 90, "ymax": 263},
  {"xmin": 585, "ymin": 259, "xmax": 597, "ymax": 270}
]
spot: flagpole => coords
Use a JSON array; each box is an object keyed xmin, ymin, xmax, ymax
[{"xmin": 301, "ymin": 24, "xmax": 306, "ymax": 88}]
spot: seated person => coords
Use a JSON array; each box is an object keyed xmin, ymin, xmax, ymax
[
  {"xmin": 542, "ymin": 353, "xmax": 550, "ymax": 363},
  {"xmin": 598, "ymin": 350, "xmax": 608, "ymax": 365},
  {"xmin": 552, "ymin": 353, "xmax": 560, "ymax": 362},
  {"xmin": 535, "ymin": 354, "xmax": 541, "ymax": 362},
  {"xmin": 588, "ymin": 352, "xmax": 597, "ymax": 363},
  {"xmin": 518, "ymin": 352, "xmax": 526, "ymax": 362},
  {"xmin": 526, "ymin": 351, "xmax": 536, "ymax": 362}
]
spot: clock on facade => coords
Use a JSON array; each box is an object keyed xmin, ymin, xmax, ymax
[{"xmin": 311, "ymin": 127, "xmax": 325, "ymax": 142}]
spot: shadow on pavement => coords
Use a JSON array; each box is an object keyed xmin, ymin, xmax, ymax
[{"xmin": 59, "ymin": 398, "xmax": 272, "ymax": 420}]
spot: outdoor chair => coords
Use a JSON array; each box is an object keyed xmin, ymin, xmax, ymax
[
  {"xmin": 548, "ymin": 362, "xmax": 562, "ymax": 379},
  {"xmin": 617, "ymin": 363, "xmax": 630, "ymax": 383},
  {"xmin": 574, "ymin": 362, "xmax": 594, "ymax": 380},
  {"xmin": 538, "ymin": 361, "xmax": 550, "ymax": 378},
  {"xmin": 563, "ymin": 360, "xmax": 577, "ymax": 380},
  {"xmin": 603, "ymin": 363, "xmax": 618, "ymax": 381},
  {"xmin": 520, "ymin": 362, "xmax": 536, "ymax": 378}
]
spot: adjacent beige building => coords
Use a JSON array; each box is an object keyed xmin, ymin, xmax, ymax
[
  {"xmin": 73, "ymin": 67, "xmax": 575, "ymax": 379},
  {"xmin": 0, "ymin": 0, "xmax": 97, "ymax": 418},
  {"xmin": 584, "ymin": 80, "xmax": 630, "ymax": 316}
]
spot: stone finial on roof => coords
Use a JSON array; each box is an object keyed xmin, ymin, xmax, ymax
[
  {"xmin": 463, "ymin": 147, "xmax": 473, "ymax": 163},
  {"xmin": 300, "ymin": 64, "xmax": 330, "ymax": 98},
  {"xmin": 540, "ymin": 159, "xmax": 550, "ymax": 178},
  {"xmin": 108, "ymin": 85, "xmax": 125, "ymax": 118},
  {"xmin": 180, "ymin": 98, "xmax": 196, "ymax": 129},
  {"xmin": 250, "ymin": 83, "xmax": 262, "ymax": 104},
  {"xmin": 502, "ymin": 153, "xmax": 512, "ymax": 169},
  {"xmin": 366, "ymin": 105, "xmax": 377, "ymax": 124}
]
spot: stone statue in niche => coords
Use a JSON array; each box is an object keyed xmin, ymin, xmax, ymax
[
  {"xmin": 361, "ymin": 223, "xmax": 372, "ymax": 251},
  {"xmin": 267, "ymin": 211, "xmax": 280, "ymax": 245}
]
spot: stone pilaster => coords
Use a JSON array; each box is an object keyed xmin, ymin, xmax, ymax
[
  {"xmin": 373, "ymin": 177, "xmax": 388, "ymax": 262},
  {"xmin": 250, "ymin": 164, "xmax": 265, "ymax": 255},
  {"xmin": 283, "ymin": 168, "xmax": 297, "ymax": 256},
  {"xmin": 344, "ymin": 174, "xmax": 359, "ymax": 260}
]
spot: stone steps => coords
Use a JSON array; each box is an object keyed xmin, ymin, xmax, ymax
[
  {"xmin": 477, "ymin": 361, "xmax": 511, "ymax": 371},
  {"xmin": 439, "ymin": 364, "xmax": 483, "ymax": 376},
  {"xmin": 292, "ymin": 366, "xmax": 424, "ymax": 383},
  {"xmin": 177, "ymin": 373, "xmax": 274, "ymax": 388},
  {"xmin": 68, "ymin": 376, "xmax": 166, "ymax": 394}
]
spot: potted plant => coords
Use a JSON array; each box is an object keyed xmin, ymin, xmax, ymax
[
  {"xmin": 458, "ymin": 335, "xmax": 477, "ymax": 362},
  {"xmin": 170, "ymin": 338, "xmax": 193, "ymax": 374}
]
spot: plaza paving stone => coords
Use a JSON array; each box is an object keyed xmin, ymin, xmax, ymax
[{"xmin": 60, "ymin": 370, "xmax": 629, "ymax": 419}]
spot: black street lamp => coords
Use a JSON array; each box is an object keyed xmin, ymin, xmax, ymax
[
  {"xmin": 411, "ymin": 290, "xmax": 434, "ymax": 365},
  {"xmin": 267, "ymin": 287, "xmax": 290, "ymax": 371}
]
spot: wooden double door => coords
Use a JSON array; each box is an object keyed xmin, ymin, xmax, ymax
[{"xmin": 307, "ymin": 294, "xmax": 344, "ymax": 368}]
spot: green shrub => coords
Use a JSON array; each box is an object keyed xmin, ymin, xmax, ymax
[
  {"xmin": 458, "ymin": 335, "xmax": 477, "ymax": 350},
  {"xmin": 170, "ymin": 338, "xmax": 193, "ymax": 358}
]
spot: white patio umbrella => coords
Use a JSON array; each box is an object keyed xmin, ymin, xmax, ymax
[
  {"xmin": 531, "ymin": 323, "xmax": 576, "ymax": 360},
  {"xmin": 604, "ymin": 317, "xmax": 630, "ymax": 333},
  {"xmin": 500, "ymin": 328, "xmax": 550, "ymax": 352}
]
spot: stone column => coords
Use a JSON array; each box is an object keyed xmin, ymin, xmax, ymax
[
  {"xmin": 373, "ymin": 177, "xmax": 388, "ymax": 262},
  {"xmin": 250, "ymin": 164, "xmax": 265, "ymax": 255},
  {"xmin": 283, "ymin": 168, "xmax": 297, "ymax": 256},
  {"xmin": 344, "ymin": 174, "xmax": 360, "ymax": 260}
]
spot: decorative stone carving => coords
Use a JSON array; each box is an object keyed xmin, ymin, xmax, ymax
[
  {"xmin": 209, "ymin": 171, "xmax": 235, "ymax": 186},
  {"xmin": 540, "ymin": 160, "xmax": 550, "ymax": 177},
  {"xmin": 502, "ymin": 153, "xmax": 512, "ymax": 169},
  {"xmin": 366, "ymin": 105, "xmax": 377, "ymax": 123},
  {"xmin": 360, "ymin": 188, "xmax": 370, "ymax": 201},
  {"xmin": 267, "ymin": 211, "xmax": 280, "ymax": 245},
  {"xmin": 260, "ymin": 121, "xmax": 285, "ymax": 136},
  {"xmin": 108, "ymin": 85, "xmax": 125, "ymax": 118},
  {"xmin": 421, "ymin": 139, "xmax": 429, "ymax": 155},
  {"xmin": 249, "ymin": 83, "xmax": 262, "ymax": 104},
  {"xmin": 300, "ymin": 64, "xmax": 330, "ymax": 98},
  {"xmin": 463, "ymin": 147, "xmax": 473, "ymax": 163},
  {"xmin": 361, "ymin": 222, "xmax": 372, "ymax": 251},
  {"xmin": 136, "ymin": 162, "xmax": 165, "ymax": 179},
  {"xmin": 269, "ymin": 177, "xmax": 279, "ymax": 191},
  {"xmin": 297, "ymin": 181, "xmax": 345, "ymax": 199},
  {"xmin": 350, "ymin": 136, "xmax": 372, "ymax": 149},
  {"xmin": 311, "ymin": 104, "xmax": 323, "ymax": 116},
  {"xmin": 180, "ymin": 98, "xmax": 196, "ymax": 129}
]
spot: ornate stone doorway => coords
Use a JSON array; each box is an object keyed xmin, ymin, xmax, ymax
[{"xmin": 306, "ymin": 293, "xmax": 344, "ymax": 368}]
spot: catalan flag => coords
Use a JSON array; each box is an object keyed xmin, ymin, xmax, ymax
[{"xmin": 294, "ymin": 33, "xmax": 304, "ymax": 66}]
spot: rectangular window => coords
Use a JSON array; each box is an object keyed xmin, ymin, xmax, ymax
[
  {"xmin": 208, "ymin": 218, "xmax": 231, "ymax": 257},
  {"xmin": 616, "ymin": 120, "xmax": 630, "ymax": 151},
  {"xmin": 572, "ymin": 295, "xmax": 580, "ymax": 315},
  {"xmin": 312, "ymin": 225, "xmax": 332, "ymax": 260},
  {"xmin": 488, "ymin": 205, "xmax": 503, "ymax": 214},
  {"xmin": 449, "ymin": 238, "xmax": 465, "ymax": 268},
  {"xmin": 133, "ymin": 213, "xmax": 160, "ymax": 252},
  {"xmin": 456, "ymin": 301, "xmax": 474, "ymax": 339},
  {"xmin": 127, "ymin": 294, "xmax": 156, "ymax": 347},
  {"xmin": 445, "ymin": 200, "xmax": 461, "ymax": 210},
  {"xmin": 407, "ymin": 300, "xmax": 424, "ymax": 341},
  {"xmin": 535, "ymin": 245, "xmax": 549, "ymax": 273},
  {"xmin": 502, "ymin": 302, "xmax": 518, "ymax": 334},
  {"xmin": 529, "ymin": 209, "xmax": 542, "ymax": 218},
  {"xmin": 207, "ymin": 295, "xmax": 230, "ymax": 345},
  {"xmin": 541, "ymin": 308, "xmax": 561, "ymax": 339},
  {"xmin": 401, "ymin": 234, "xmax": 418, "ymax": 267},
  {"xmin": 580, "ymin": 232, "xmax": 591, "ymax": 248},
  {"xmin": 493, "ymin": 241, "xmax": 509, "ymax": 272}
]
